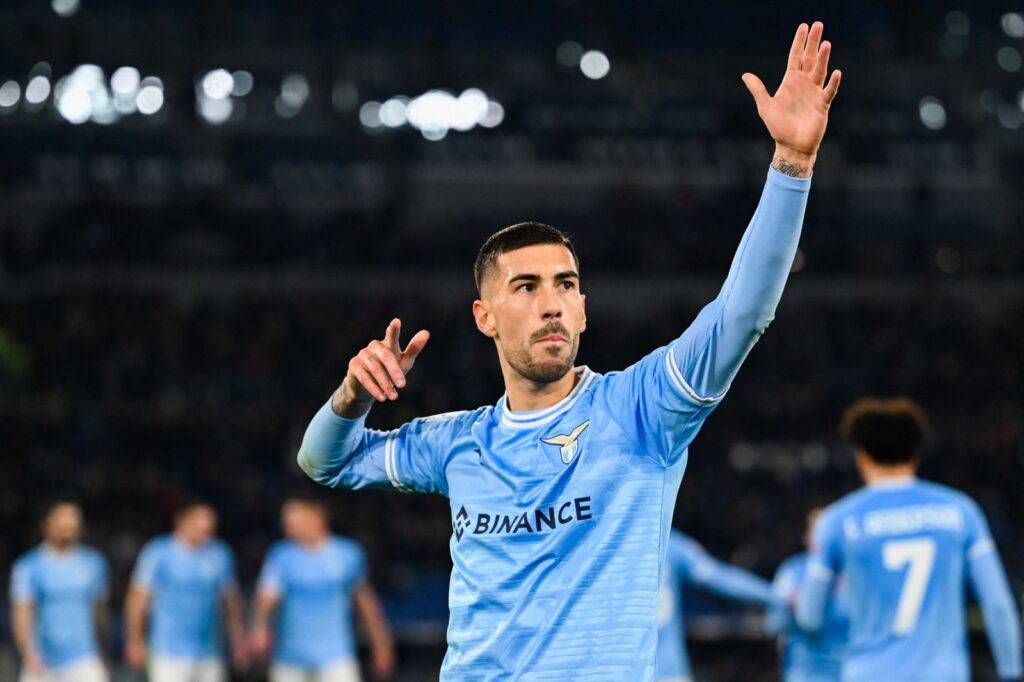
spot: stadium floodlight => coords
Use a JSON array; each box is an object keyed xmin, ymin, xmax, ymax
[
  {"xmin": 580, "ymin": 50, "xmax": 611, "ymax": 80},
  {"xmin": 231, "ymin": 71, "xmax": 254, "ymax": 97},
  {"xmin": 1001, "ymin": 12, "xmax": 1024, "ymax": 38},
  {"xmin": 996, "ymin": 46, "xmax": 1022, "ymax": 73},
  {"xmin": 379, "ymin": 98, "xmax": 408, "ymax": 128},
  {"xmin": 944, "ymin": 10, "xmax": 970, "ymax": 36},
  {"xmin": 0, "ymin": 81, "xmax": 21, "ymax": 108},
  {"xmin": 918, "ymin": 97, "xmax": 946, "ymax": 130},
  {"xmin": 359, "ymin": 101, "xmax": 383, "ymax": 128},
  {"xmin": 479, "ymin": 101, "xmax": 505, "ymax": 128},
  {"xmin": 111, "ymin": 67, "xmax": 140, "ymax": 96},
  {"xmin": 25, "ymin": 76, "xmax": 52, "ymax": 105},
  {"xmin": 136, "ymin": 84, "xmax": 164, "ymax": 115},
  {"xmin": 51, "ymin": 0, "xmax": 79, "ymax": 17},
  {"xmin": 202, "ymin": 69, "xmax": 234, "ymax": 100},
  {"xmin": 556, "ymin": 41, "xmax": 584, "ymax": 68},
  {"xmin": 199, "ymin": 96, "xmax": 233, "ymax": 124},
  {"xmin": 281, "ymin": 73, "xmax": 309, "ymax": 108}
]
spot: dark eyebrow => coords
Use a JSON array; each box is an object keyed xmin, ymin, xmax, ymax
[{"xmin": 508, "ymin": 271, "xmax": 580, "ymax": 286}]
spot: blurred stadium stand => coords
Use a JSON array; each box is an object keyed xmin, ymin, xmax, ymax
[{"xmin": 1, "ymin": 1, "xmax": 1022, "ymax": 680}]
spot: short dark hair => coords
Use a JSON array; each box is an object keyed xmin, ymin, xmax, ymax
[
  {"xmin": 40, "ymin": 498, "xmax": 80, "ymax": 521},
  {"xmin": 839, "ymin": 397, "xmax": 929, "ymax": 465},
  {"xmin": 173, "ymin": 497, "xmax": 213, "ymax": 521},
  {"xmin": 284, "ymin": 495, "xmax": 330, "ymax": 520},
  {"xmin": 474, "ymin": 222, "xmax": 579, "ymax": 294}
]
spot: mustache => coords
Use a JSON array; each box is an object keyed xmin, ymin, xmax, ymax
[{"xmin": 531, "ymin": 322, "xmax": 570, "ymax": 343}]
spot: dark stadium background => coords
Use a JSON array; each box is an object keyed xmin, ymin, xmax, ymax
[{"xmin": 1, "ymin": 1, "xmax": 1022, "ymax": 680}]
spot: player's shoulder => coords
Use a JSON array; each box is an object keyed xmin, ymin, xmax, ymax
[
  {"xmin": 407, "ymin": 406, "xmax": 489, "ymax": 438},
  {"xmin": 912, "ymin": 478, "xmax": 978, "ymax": 506},
  {"xmin": 78, "ymin": 544, "xmax": 107, "ymax": 566},
  {"xmin": 815, "ymin": 491, "xmax": 867, "ymax": 535},
  {"xmin": 12, "ymin": 546, "xmax": 43, "ymax": 571},
  {"xmin": 266, "ymin": 538, "xmax": 296, "ymax": 557},
  {"xmin": 777, "ymin": 552, "xmax": 809, "ymax": 578},
  {"xmin": 143, "ymin": 534, "xmax": 173, "ymax": 552},
  {"xmin": 328, "ymin": 534, "xmax": 364, "ymax": 555},
  {"xmin": 208, "ymin": 538, "xmax": 234, "ymax": 559}
]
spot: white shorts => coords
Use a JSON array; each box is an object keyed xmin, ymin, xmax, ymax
[
  {"xmin": 270, "ymin": 659, "xmax": 362, "ymax": 682},
  {"xmin": 149, "ymin": 656, "xmax": 226, "ymax": 682},
  {"xmin": 20, "ymin": 657, "xmax": 108, "ymax": 682}
]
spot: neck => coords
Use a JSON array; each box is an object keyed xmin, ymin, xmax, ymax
[
  {"xmin": 860, "ymin": 462, "xmax": 916, "ymax": 485},
  {"xmin": 44, "ymin": 540, "xmax": 74, "ymax": 554},
  {"xmin": 298, "ymin": 532, "xmax": 328, "ymax": 548},
  {"xmin": 174, "ymin": 531, "xmax": 201, "ymax": 548},
  {"xmin": 502, "ymin": 364, "xmax": 580, "ymax": 412}
]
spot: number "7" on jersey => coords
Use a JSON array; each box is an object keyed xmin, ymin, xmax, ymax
[{"xmin": 882, "ymin": 537, "xmax": 936, "ymax": 635}]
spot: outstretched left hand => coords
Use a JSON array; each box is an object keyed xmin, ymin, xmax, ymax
[{"xmin": 742, "ymin": 21, "xmax": 841, "ymax": 175}]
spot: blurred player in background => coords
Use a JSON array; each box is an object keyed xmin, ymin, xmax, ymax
[
  {"xmin": 297, "ymin": 20, "xmax": 840, "ymax": 680},
  {"xmin": 796, "ymin": 398, "xmax": 1023, "ymax": 682},
  {"xmin": 768, "ymin": 508, "xmax": 848, "ymax": 682},
  {"xmin": 658, "ymin": 530, "xmax": 779, "ymax": 682},
  {"xmin": 9, "ymin": 501, "xmax": 109, "ymax": 682},
  {"xmin": 123, "ymin": 500, "xmax": 247, "ymax": 682},
  {"xmin": 251, "ymin": 497, "xmax": 395, "ymax": 682}
]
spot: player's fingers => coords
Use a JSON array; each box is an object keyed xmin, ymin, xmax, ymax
[
  {"xmin": 399, "ymin": 329, "xmax": 430, "ymax": 372},
  {"xmin": 741, "ymin": 73, "xmax": 771, "ymax": 112},
  {"xmin": 370, "ymin": 342, "xmax": 407, "ymax": 388},
  {"xmin": 813, "ymin": 41, "xmax": 831, "ymax": 86},
  {"xmin": 788, "ymin": 23, "xmax": 809, "ymax": 71},
  {"xmin": 803, "ymin": 21, "xmax": 823, "ymax": 70},
  {"xmin": 362, "ymin": 354, "xmax": 399, "ymax": 400},
  {"xmin": 823, "ymin": 69, "xmax": 842, "ymax": 105},
  {"xmin": 382, "ymin": 318, "xmax": 401, "ymax": 353},
  {"xmin": 350, "ymin": 360, "xmax": 390, "ymax": 402}
]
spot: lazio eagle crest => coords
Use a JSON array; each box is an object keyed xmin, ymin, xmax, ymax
[{"xmin": 541, "ymin": 421, "xmax": 591, "ymax": 465}]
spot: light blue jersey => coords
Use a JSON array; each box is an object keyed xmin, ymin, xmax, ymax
[
  {"xmin": 299, "ymin": 167, "xmax": 811, "ymax": 680},
  {"xmin": 797, "ymin": 478, "xmax": 1023, "ymax": 682},
  {"xmin": 658, "ymin": 531, "xmax": 777, "ymax": 681},
  {"xmin": 9, "ymin": 545, "xmax": 107, "ymax": 669},
  {"xmin": 257, "ymin": 536, "xmax": 366, "ymax": 668},
  {"xmin": 130, "ymin": 535, "xmax": 237, "ymax": 659},
  {"xmin": 770, "ymin": 552, "xmax": 848, "ymax": 682}
]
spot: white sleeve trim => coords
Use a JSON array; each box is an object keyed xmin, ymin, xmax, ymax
[
  {"xmin": 968, "ymin": 538, "xmax": 995, "ymax": 560},
  {"xmin": 664, "ymin": 346, "xmax": 726, "ymax": 407},
  {"xmin": 384, "ymin": 431, "xmax": 412, "ymax": 493}
]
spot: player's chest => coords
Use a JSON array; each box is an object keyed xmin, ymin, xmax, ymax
[
  {"xmin": 38, "ymin": 561, "xmax": 94, "ymax": 599},
  {"xmin": 160, "ymin": 552, "xmax": 222, "ymax": 588}
]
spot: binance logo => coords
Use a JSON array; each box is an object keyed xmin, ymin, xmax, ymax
[
  {"xmin": 453, "ymin": 506, "xmax": 471, "ymax": 542},
  {"xmin": 541, "ymin": 420, "xmax": 590, "ymax": 464}
]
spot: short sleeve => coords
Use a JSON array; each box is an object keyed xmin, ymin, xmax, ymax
[
  {"xmin": 9, "ymin": 558, "xmax": 36, "ymax": 604},
  {"xmin": 808, "ymin": 508, "xmax": 844, "ymax": 580},
  {"xmin": 130, "ymin": 541, "xmax": 161, "ymax": 590},
  {"xmin": 602, "ymin": 345, "xmax": 720, "ymax": 467},
  {"xmin": 92, "ymin": 553, "xmax": 110, "ymax": 600},
  {"xmin": 257, "ymin": 545, "xmax": 286, "ymax": 596},
  {"xmin": 347, "ymin": 543, "xmax": 367, "ymax": 587},
  {"xmin": 218, "ymin": 544, "xmax": 239, "ymax": 592}
]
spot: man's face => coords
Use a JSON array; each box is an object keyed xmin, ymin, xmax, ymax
[
  {"xmin": 281, "ymin": 502, "xmax": 324, "ymax": 542},
  {"xmin": 475, "ymin": 244, "xmax": 586, "ymax": 384},
  {"xmin": 43, "ymin": 503, "xmax": 82, "ymax": 546},
  {"xmin": 177, "ymin": 506, "xmax": 217, "ymax": 544}
]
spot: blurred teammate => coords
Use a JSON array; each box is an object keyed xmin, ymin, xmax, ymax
[
  {"xmin": 124, "ymin": 500, "xmax": 247, "ymax": 682},
  {"xmin": 768, "ymin": 508, "xmax": 849, "ymax": 682},
  {"xmin": 658, "ymin": 530, "xmax": 779, "ymax": 682},
  {"xmin": 297, "ymin": 21, "xmax": 841, "ymax": 680},
  {"xmin": 251, "ymin": 497, "xmax": 395, "ymax": 682},
  {"xmin": 9, "ymin": 501, "xmax": 109, "ymax": 682},
  {"xmin": 796, "ymin": 398, "xmax": 1022, "ymax": 681}
]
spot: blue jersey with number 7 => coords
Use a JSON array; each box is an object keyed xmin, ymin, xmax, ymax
[{"xmin": 796, "ymin": 477, "xmax": 1022, "ymax": 682}]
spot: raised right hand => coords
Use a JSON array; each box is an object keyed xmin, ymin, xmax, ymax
[{"xmin": 332, "ymin": 318, "xmax": 430, "ymax": 418}]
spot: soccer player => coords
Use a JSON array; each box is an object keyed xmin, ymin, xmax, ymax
[
  {"xmin": 124, "ymin": 500, "xmax": 247, "ymax": 682},
  {"xmin": 298, "ymin": 21, "xmax": 841, "ymax": 679},
  {"xmin": 658, "ymin": 530, "xmax": 779, "ymax": 682},
  {"xmin": 9, "ymin": 501, "xmax": 109, "ymax": 682},
  {"xmin": 251, "ymin": 497, "xmax": 395, "ymax": 682},
  {"xmin": 769, "ymin": 508, "xmax": 849, "ymax": 682},
  {"xmin": 796, "ymin": 398, "xmax": 1023, "ymax": 682}
]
